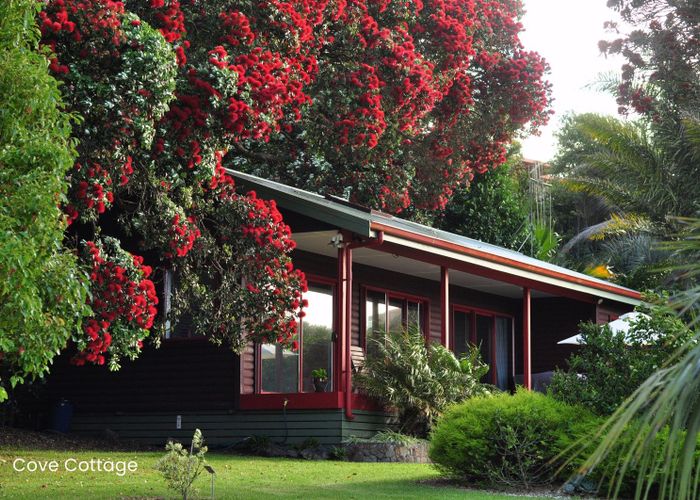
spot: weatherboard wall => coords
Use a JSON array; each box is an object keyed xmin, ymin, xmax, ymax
[{"xmin": 67, "ymin": 409, "xmax": 396, "ymax": 446}]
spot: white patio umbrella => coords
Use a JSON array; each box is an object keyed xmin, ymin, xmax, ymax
[{"xmin": 557, "ymin": 311, "xmax": 653, "ymax": 345}]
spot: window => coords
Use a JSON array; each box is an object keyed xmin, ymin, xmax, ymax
[
  {"xmin": 162, "ymin": 269, "xmax": 198, "ymax": 339},
  {"xmin": 260, "ymin": 282, "xmax": 335, "ymax": 393},
  {"xmin": 452, "ymin": 307, "xmax": 513, "ymax": 390},
  {"xmin": 364, "ymin": 288, "xmax": 426, "ymax": 356}
]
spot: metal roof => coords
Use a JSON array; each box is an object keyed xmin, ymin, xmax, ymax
[{"xmin": 230, "ymin": 170, "xmax": 641, "ymax": 305}]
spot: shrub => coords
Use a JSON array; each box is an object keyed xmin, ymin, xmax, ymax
[
  {"xmin": 155, "ymin": 429, "xmax": 208, "ymax": 500},
  {"xmin": 354, "ymin": 325, "xmax": 489, "ymax": 437},
  {"xmin": 549, "ymin": 299, "xmax": 694, "ymax": 415},
  {"xmin": 429, "ymin": 390, "xmax": 604, "ymax": 489}
]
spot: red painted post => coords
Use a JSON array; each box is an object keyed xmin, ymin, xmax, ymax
[
  {"xmin": 522, "ymin": 287, "xmax": 531, "ymax": 390},
  {"xmin": 344, "ymin": 246, "xmax": 354, "ymax": 420},
  {"xmin": 336, "ymin": 245, "xmax": 347, "ymax": 398},
  {"xmin": 440, "ymin": 266, "xmax": 449, "ymax": 347}
]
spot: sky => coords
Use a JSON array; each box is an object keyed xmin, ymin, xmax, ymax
[{"xmin": 519, "ymin": 0, "xmax": 626, "ymax": 161}]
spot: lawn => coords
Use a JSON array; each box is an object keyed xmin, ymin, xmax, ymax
[{"xmin": 0, "ymin": 448, "xmax": 549, "ymax": 499}]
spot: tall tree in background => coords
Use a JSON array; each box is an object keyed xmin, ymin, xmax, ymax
[
  {"xmin": 26, "ymin": 0, "xmax": 551, "ymax": 380},
  {"xmin": 436, "ymin": 145, "xmax": 531, "ymax": 251},
  {"xmin": 0, "ymin": 0, "xmax": 89, "ymax": 401},
  {"xmin": 550, "ymin": 113, "xmax": 679, "ymax": 289}
]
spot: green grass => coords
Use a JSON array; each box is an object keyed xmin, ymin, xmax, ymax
[{"xmin": 0, "ymin": 449, "xmax": 548, "ymax": 499}]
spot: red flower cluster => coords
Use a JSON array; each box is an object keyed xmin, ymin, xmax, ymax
[
  {"xmin": 165, "ymin": 214, "xmax": 201, "ymax": 258},
  {"xmin": 39, "ymin": 0, "xmax": 126, "ymax": 60},
  {"xmin": 240, "ymin": 191, "xmax": 296, "ymax": 253},
  {"xmin": 148, "ymin": 0, "xmax": 186, "ymax": 43},
  {"xmin": 335, "ymin": 64, "xmax": 386, "ymax": 149},
  {"xmin": 71, "ymin": 161, "xmax": 115, "ymax": 217},
  {"xmin": 71, "ymin": 238, "xmax": 158, "ymax": 366}
]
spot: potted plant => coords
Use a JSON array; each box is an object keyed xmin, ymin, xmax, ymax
[{"xmin": 311, "ymin": 368, "xmax": 328, "ymax": 392}]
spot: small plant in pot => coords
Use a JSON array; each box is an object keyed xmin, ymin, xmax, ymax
[{"xmin": 311, "ymin": 368, "xmax": 328, "ymax": 392}]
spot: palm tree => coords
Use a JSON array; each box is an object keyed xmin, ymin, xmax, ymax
[
  {"xmin": 577, "ymin": 218, "xmax": 700, "ymax": 499},
  {"xmin": 551, "ymin": 112, "xmax": 700, "ymax": 289}
]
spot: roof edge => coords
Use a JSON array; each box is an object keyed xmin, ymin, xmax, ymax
[{"xmin": 372, "ymin": 221, "xmax": 642, "ymax": 303}]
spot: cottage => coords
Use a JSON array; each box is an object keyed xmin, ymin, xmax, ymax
[{"xmin": 47, "ymin": 171, "xmax": 640, "ymax": 445}]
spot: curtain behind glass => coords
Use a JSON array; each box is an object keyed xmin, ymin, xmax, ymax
[{"xmin": 495, "ymin": 317, "xmax": 511, "ymax": 390}]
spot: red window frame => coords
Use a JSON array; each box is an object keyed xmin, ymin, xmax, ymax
[
  {"xmin": 255, "ymin": 274, "xmax": 337, "ymax": 394},
  {"xmin": 450, "ymin": 304, "xmax": 514, "ymax": 387},
  {"xmin": 360, "ymin": 285, "xmax": 430, "ymax": 350}
]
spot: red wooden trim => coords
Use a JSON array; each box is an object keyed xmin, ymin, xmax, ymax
[
  {"xmin": 360, "ymin": 285, "xmax": 430, "ymax": 350},
  {"xmin": 362, "ymin": 284, "xmax": 429, "ymax": 304},
  {"xmin": 441, "ymin": 266, "xmax": 449, "ymax": 347},
  {"xmin": 371, "ymin": 222, "xmax": 641, "ymax": 301},
  {"xmin": 523, "ymin": 287, "xmax": 532, "ymax": 390},
  {"xmin": 255, "ymin": 343, "xmax": 261, "ymax": 394},
  {"xmin": 333, "ymin": 248, "xmax": 347, "ymax": 391},
  {"xmin": 377, "ymin": 241, "xmax": 598, "ymax": 304},
  {"xmin": 240, "ymin": 392, "xmax": 343, "ymax": 410},
  {"xmin": 304, "ymin": 273, "xmax": 338, "ymax": 286},
  {"xmin": 452, "ymin": 303, "xmax": 515, "ymax": 320},
  {"xmin": 345, "ymin": 246, "xmax": 353, "ymax": 420}
]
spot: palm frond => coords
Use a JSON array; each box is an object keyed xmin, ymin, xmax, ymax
[{"xmin": 577, "ymin": 218, "xmax": 700, "ymax": 498}]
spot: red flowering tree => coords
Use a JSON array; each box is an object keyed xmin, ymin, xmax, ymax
[
  {"xmin": 238, "ymin": 0, "xmax": 553, "ymax": 212},
  {"xmin": 599, "ymin": 0, "xmax": 700, "ymax": 120},
  {"xmin": 41, "ymin": 0, "xmax": 308, "ymax": 368},
  {"xmin": 39, "ymin": 0, "xmax": 549, "ymax": 367}
]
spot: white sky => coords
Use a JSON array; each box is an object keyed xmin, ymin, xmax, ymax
[{"xmin": 519, "ymin": 0, "xmax": 626, "ymax": 161}]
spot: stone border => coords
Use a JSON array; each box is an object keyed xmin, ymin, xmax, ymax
[{"xmin": 345, "ymin": 440, "xmax": 430, "ymax": 463}]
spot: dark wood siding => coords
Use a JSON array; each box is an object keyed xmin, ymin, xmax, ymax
[
  {"xmin": 68, "ymin": 409, "xmax": 394, "ymax": 446},
  {"xmin": 47, "ymin": 340, "xmax": 238, "ymax": 413},
  {"xmin": 528, "ymin": 297, "xmax": 596, "ymax": 373},
  {"xmin": 596, "ymin": 303, "xmax": 631, "ymax": 324},
  {"xmin": 450, "ymin": 286, "xmax": 519, "ymax": 316}
]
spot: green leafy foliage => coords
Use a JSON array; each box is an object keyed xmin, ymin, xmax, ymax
[
  {"xmin": 354, "ymin": 325, "xmax": 489, "ymax": 437},
  {"xmin": 154, "ymin": 429, "xmax": 208, "ymax": 500},
  {"xmin": 550, "ymin": 112, "xmax": 690, "ymax": 289},
  {"xmin": 436, "ymin": 155, "xmax": 530, "ymax": 251},
  {"xmin": 429, "ymin": 390, "xmax": 602, "ymax": 489},
  {"xmin": 549, "ymin": 299, "xmax": 694, "ymax": 416},
  {"xmin": 578, "ymin": 220, "xmax": 700, "ymax": 499},
  {"xmin": 0, "ymin": 0, "xmax": 89, "ymax": 401}
]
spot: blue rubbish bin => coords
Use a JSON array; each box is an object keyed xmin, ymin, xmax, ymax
[{"xmin": 49, "ymin": 398, "xmax": 73, "ymax": 433}]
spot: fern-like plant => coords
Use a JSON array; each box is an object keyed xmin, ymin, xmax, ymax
[
  {"xmin": 354, "ymin": 325, "xmax": 490, "ymax": 437},
  {"xmin": 155, "ymin": 429, "xmax": 208, "ymax": 500}
]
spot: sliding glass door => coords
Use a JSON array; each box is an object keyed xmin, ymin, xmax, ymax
[{"xmin": 452, "ymin": 307, "xmax": 513, "ymax": 390}]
